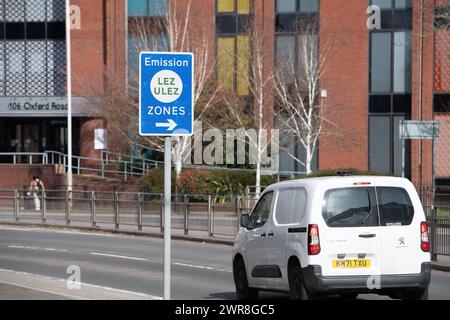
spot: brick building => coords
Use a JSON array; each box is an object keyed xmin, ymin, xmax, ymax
[
  {"xmin": 0, "ymin": 0, "xmax": 448, "ymax": 189},
  {"xmin": 0, "ymin": 0, "xmax": 125, "ymax": 163}
]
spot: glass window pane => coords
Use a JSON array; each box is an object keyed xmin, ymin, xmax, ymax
[
  {"xmin": 369, "ymin": 95, "xmax": 391, "ymax": 113},
  {"xmin": 394, "ymin": 31, "xmax": 411, "ymax": 93},
  {"xmin": 300, "ymin": 0, "xmax": 319, "ymax": 13},
  {"xmin": 275, "ymin": 13, "xmax": 298, "ymax": 32},
  {"xmin": 372, "ymin": 0, "xmax": 392, "ymax": 9},
  {"xmin": 276, "ymin": 35, "xmax": 296, "ymax": 84},
  {"xmin": 128, "ymin": 0, "xmax": 147, "ymax": 16},
  {"xmin": 216, "ymin": 15, "xmax": 237, "ymax": 34},
  {"xmin": 46, "ymin": 0, "xmax": 65, "ymax": 21},
  {"xmin": 217, "ymin": 0, "xmax": 235, "ymax": 13},
  {"xmin": 298, "ymin": 34, "xmax": 318, "ymax": 90},
  {"xmin": 394, "ymin": 7, "xmax": 412, "ymax": 29},
  {"xmin": 237, "ymin": 0, "xmax": 251, "ymax": 14},
  {"xmin": 217, "ymin": 37, "xmax": 235, "ymax": 92},
  {"xmin": 237, "ymin": 35, "xmax": 249, "ymax": 96},
  {"xmin": 291, "ymin": 189, "xmax": 307, "ymax": 224},
  {"xmin": 395, "ymin": 0, "xmax": 411, "ymax": 8},
  {"xmin": 149, "ymin": 0, "xmax": 167, "ymax": 16},
  {"xmin": 5, "ymin": 0, "xmax": 25, "ymax": 22},
  {"xmin": 377, "ymin": 187, "xmax": 414, "ymax": 226},
  {"xmin": 27, "ymin": 23, "xmax": 46, "ymax": 39},
  {"xmin": 277, "ymin": 0, "xmax": 296, "ymax": 13},
  {"xmin": 369, "ymin": 116, "xmax": 391, "ymax": 173},
  {"xmin": 370, "ymin": 32, "xmax": 391, "ymax": 93},
  {"xmin": 26, "ymin": 0, "xmax": 46, "ymax": 22},
  {"xmin": 393, "ymin": 116, "xmax": 410, "ymax": 177},
  {"xmin": 393, "ymin": 94, "xmax": 411, "ymax": 113},
  {"xmin": 251, "ymin": 192, "xmax": 273, "ymax": 229},
  {"xmin": 322, "ymin": 188, "xmax": 378, "ymax": 228},
  {"xmin": 276, "ymin": 190, "xmax": 295, "ymax": 225}
]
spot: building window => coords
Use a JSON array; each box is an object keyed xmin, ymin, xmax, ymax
[
  {"xmin": 127, "ymin": 0, "xmax": 167, "ymax": 17},
  {"xmin": 369, "ymin": 0, "xmax": 412, "ymax": 177},
  {"xmin": 275, "ymin": 2, "xmax": 319, "ymax": 174},
  {"xmin": 127, "ymin": 0, "xmax": 168, "ymax": 87},
  {"xmin": 371, "ymin": 0, "xmax": 412, "ymax": 30},
  {"xmin": 275, "ymin": 0, "xmax": 319, "ymax": 32},
  {"xmin": 216, "ymin": 0, "xmax": 252, "ymax": 96},
  {"xmin": 0, "ymin": 0, "xmax": 66, "ymax": 97}
]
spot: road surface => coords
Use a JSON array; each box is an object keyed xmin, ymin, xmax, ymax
[{"xmin": 0, "ymin": 225, "xmax": 449, "ymax": 300}]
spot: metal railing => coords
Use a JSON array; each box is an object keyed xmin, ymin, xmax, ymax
[
  {"xmin": 420, "ymin": 186, "xmax": 450, "ymax": 258},
  {"xmin": 0, "ymin": 186, "xmax": 449, "ymax": 254},
  {"xmin": 1, "ymin": 150, "xmax": 308, "ymax": 181},
  {"xmin": 0, "ymin": 189, "xmax": 257, "ymax": 238}
]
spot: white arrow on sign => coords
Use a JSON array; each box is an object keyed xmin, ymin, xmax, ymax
[{"xmin": 156, "ymin": 119, "xmax": 177, "ymax": 131}]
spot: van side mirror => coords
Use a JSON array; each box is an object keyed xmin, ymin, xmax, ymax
[{"xmin": 240, "ymin": 214, "xmax": 252, "ymax": 229}]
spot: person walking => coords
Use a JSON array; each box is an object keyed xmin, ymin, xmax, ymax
[{"xmin": 28, "ymin": 176, "xmax": 45, "ymax": 211}]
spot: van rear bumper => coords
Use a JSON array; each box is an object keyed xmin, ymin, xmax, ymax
[{"xmin": 302, "ymin": 262, "xmax": 431, "ymax": 294}]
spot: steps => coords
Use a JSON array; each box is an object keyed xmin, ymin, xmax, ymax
[{"xmin": 0, "ymin": 164, "xmax": 141, "ymax": 192}]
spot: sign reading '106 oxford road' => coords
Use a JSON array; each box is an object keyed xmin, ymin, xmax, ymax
[{"xmin": 139, "ymin": 52, "xmax": 194, "ymax": 136}]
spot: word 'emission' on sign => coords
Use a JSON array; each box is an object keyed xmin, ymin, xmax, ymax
[{"xmin": 139, "ymin": 52, "xmax": 194, "ymax": 136}]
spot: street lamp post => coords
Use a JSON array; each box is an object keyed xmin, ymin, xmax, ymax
[{"xmin": 65, "ymin": 0, "xmax": 73, "ymax": 194}]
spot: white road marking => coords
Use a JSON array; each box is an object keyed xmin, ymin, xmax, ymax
[
  {"xmin": 0, "ymin": 226, "xmax": 36, "ymax": 231},
  {"xmin": 7, "ymin": 245, "xmax": 67, "ymax": 253},
  {"xmin": 90, "ymin": 252, "xmax": 148, "ymax": 261},
  {"xmin": 174, "ymin": 262, "xmax": 231, "ymax": 273}
]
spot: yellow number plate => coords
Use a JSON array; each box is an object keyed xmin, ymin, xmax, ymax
[{"xmin": 332, "ymin": 259, "xmax": 371, "ymax": 268}]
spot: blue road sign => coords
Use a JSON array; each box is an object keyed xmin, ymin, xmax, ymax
[{"xmin": 139, "ymin": 52, "xmax": 194, "ymax": 136}]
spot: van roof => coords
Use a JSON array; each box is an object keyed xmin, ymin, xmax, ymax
[{"xmin": 264, "ymin": 175, "xmax": 411, "ymax": 192}]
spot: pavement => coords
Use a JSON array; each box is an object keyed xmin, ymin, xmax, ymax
[{"xmin": 0, "ymin": 225, "xmax": 450, "ymax": 300}]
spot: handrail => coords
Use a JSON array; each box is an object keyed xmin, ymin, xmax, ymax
[{"xmin": 1, "ymin": 150, "xmax": 308, "ymax": 180}]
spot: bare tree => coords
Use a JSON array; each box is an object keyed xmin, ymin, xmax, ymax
[
  {"xmin": 221, "ymin": 22, "xmax": 275, "ymax": 197},
  {"xmin": 274, "ymin": 23, "xmax": 333, "ymax": 175},
  {"xmin": 101, "ymin": 0, "xmax": 217, "ymax": 181}
]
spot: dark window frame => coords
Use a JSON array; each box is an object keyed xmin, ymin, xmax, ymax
[{"xmin": 368, "ymin": 0, "xmax": 412, "ymax": 177}]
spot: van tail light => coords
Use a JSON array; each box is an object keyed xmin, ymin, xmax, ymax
[
  {"xmin": 420, "ymin": 222, "xmax": 430, "ymax": 252},
  {"xmin": 308, "ymin": 224, "xmax": 321, "ymax": 255}
]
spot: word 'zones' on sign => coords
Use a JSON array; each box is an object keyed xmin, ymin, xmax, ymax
[{"xmin": 139, "ymin": 52, "xmax": 194, "ymax": 136}]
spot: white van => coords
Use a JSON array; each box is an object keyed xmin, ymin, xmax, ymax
[{"xmin": 232, "ymin": 176, "xmax": 431, "ymax": 300}]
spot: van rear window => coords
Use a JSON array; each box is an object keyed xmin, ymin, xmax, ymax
[
  {"xmin": 322, "ymin": 188, "xmax": 379, "ymax": 228},
  {"xmin": 322, "ymin": 187, "xmax": 415, "ymax": 228},
  {"xmin": 377, "ymin": 187, "xmax": 414, "ymax": 226}
]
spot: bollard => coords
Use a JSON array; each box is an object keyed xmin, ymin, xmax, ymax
[
  {"xmin": 66, "ymin": 190, "xmax": 71, "ymax": 226},
  {"xmin": 91, "ymin": 191, "xmax": 97, "ymax": 227},
  {"xmin": 138, "ymin": 193, "xmax": 143, "ymax": 232},
  {"xmin": 431, "ymin": 207, "xmax": 437, "ymax": 261},
  {"xmin": 42, "ymin": 192, "xmax": 46, "ymax": 224},
  {"xmin": 114, "ymin": 192, "xmax": 119, "ymax": 230},
  {"xmin": 160, "ymin": 193, "xmax": 164, "ymax": 233},
  {"xmin": 14, "ymin": 190, "xmax": 19, "ymax": 222},
  {"xmin": 235, "ymin": 196, "xmax": 241, "ymax": 232},
  {"xmin": 184, "ymin": 195, "xmax": 189, "ymax": 235},
  {"xmin": 208, "ymin": 195, "xmax": 213, "ymax": 237}
]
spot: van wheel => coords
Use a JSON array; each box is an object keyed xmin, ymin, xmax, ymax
[
  {"xmin": 339, "ymin": 293, "xmax": 358, "ymax": 300},
  {"xmin": 401, "ymin": 288, "xmax": 429, "ymax": 300},
  {"xmin": 289, "ymin": 264, "xmax": 321, "ymax": 300},
  {"xmin": 233, "ymin": 257, "xmax": 258, "ymax": 300}
]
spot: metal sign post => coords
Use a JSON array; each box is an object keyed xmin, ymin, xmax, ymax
[
  {"xmin": 139, "ymin": 52, "xmax": 194, "ymax": 300},
  {"xmin": 163, "ymin": 136, "xmax": 171, "ymax": 300}
]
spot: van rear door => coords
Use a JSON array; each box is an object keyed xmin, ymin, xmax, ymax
[
  {"xmin": 318, "ymin": 180, "xmax": 383, "ymax": 277},
  {"xmin": 376, "ymin": 183, "xmax": 423, "ymax": 275}
]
